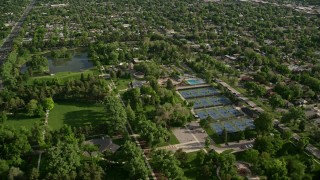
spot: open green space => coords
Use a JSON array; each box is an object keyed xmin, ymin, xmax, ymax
[
  {"xmin": 49, "ymin": 102, "xmax": 106, "ymax": 130},
  {"xmin": 110, "ymin": 78, "xmax": 131, "ymax": 90},
  {"xmin": 26, "ymin": 68, "xmax": 100, "ymax": 85},
  {"xmin": 5, "ymin": 114, "xmax": 42, "ymax": 129},
  {"xmin": 5, "ymin": 101, "xmax": 106, "ymax": 130}
]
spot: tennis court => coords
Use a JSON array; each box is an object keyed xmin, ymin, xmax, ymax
[
  {"xmin": 195, "ymin": 106, "xmax": 243, "ymax": 120},
  {"xmin": 210, "ymin": 118, "xmax": 255, "ymax": 135},
  {"xmin": 178, "ymin": 87, "xmax": 220, "ymax": 99},
  {"xmin": 189, "ymin": 96, "xmax": 231, "ymax": 109}
]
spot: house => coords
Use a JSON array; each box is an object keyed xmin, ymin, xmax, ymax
[
  {"xmin": 83, "ymin": 137, "xmax": 120, "ymax": 154},
  {"xmin": 241, "ymin": 107, "xmax": 258, "ymax": 118},
  {"xmin": 133, "ymin": 58, "xmax": 143, "ymax": 64},
  {"xmin": 240, "ymin": 76, "xmax": 254, "ymax": 82},
  {"xmin": 295, "ymin": 99, "xmax": 308, "ymax": 106},
  {"xmin": 311, "ymin": 118, "xmax": 320, "ymax": 127},
  {"xmin": 131, "ymin": 80, "xmax": 146, "ymax": 88},
  {"xmin": 134, "ymin": 72, "xmax": 145, "ymax": 79},
  {"xmin": 305, "ymin": 109, "xmax": 318, "ymax": 119},
  {"xmin": 225, "ymin": 55, "xmax": 237, "ymax": 61}
]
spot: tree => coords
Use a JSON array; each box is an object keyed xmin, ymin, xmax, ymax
[
  {"xmin": 0, "ymin": 126, "xmax": 31, "ymax": 165},
  {"xmin": 138, "ymin": 118, "xmax": 169, "ymax": 146},
  {"xmin": 174, "ymin": 149, "xmax": 188, "ymax": 167},
  {"xmin": 239, "ymin": 131, "xmax": 245, "ymax": 140},
  {"xmin": 243, "ymin": 149, "xmax": 259, "ymax": 164},
  {"xmin": 281, "ymin": 107, "xmax": 306, "ymax": 125},
  {"xmin": 123, "ymin": 88, "xmax": 141, "ymax": 110},
  {"xmin": 254, "ymin": 113, "xmax": 273, "ymax": 134},
  {"xmin": 264, "ymin": 159, "xmax": 288, "ymax": 179},
  {"xmin": 104, "ymin": 96, "xmax": 127, "ymax": 134},
  {"xmin": 197, "ymin": 150, "xmax": 206, "ymax": 165},
  {"xmin": 282, "ymin": 130, "xmax": 292, "ymax": 141},
  {"xmin": 218, "ymin": 152, "xmax": 238, "ymax": 179},
  {"xmin": 43, "ymin": 97, "xmax": 54, "ymax": 111},
  {"xmin": 0, "ymin": 160, "xmax": 9, "ymax": 178},
  {"xmin": 254, "ymin": 135, "xmax": 283, "ymax": 155},
  {"xmin": 77, "ymin": 162, "xmax": 105, "ymax": 180},
  {"xmin": 166, "ymin": 79, "xmax": 174, "ymax": 90},
  {"xmin": 26, "ymin": 99, "xmax": 38, "ymax": 117},
  {"xmin": 45, "ymin": 141, "xmax": 81, "ymax": 179},
  {"xmin": 27, "ymin": 55, "xmax": 48, "ymax": 72},
  {"xmin": 125, "ymin": 104, "xmax": 135, "ymax": 122},
  {"xmin": 150, "ymin": 149, "xmax": 185, "ymax": 179},
  {"xmin": 220, "ymin": 128, "xmax": 227, "ymax": 144},
  {"xmin": 0, "ymin": 112, "xmax": 7, "ymax": 124},
  {"xmin": 269, "ymin": 94, "xmax": 285, "ymax": 110},
  {"xmin": 205, "ymin": 137, "xmax": 211, "ymax": 148},
  {"xmin": 28, "ymin": 168, "xmax": 40, "ymax": 180},
  {"xmin": 287, "ymin": 159, "xmax": 306, "ymax": 180},
  {"xmin": 297, "ymin": 137, "xmax": 309, "ymax": 151},
  {"xmin": 200, "ymin": 118, "xmax": 210, "ymax": 129},
  {"xmin": 117, "ymin": 141, "xmax": 149, "ymax": 179},
  {"xmin": 7, "ymin": 167, "xmax": 24, "ymax": 180},
  {"xmin": 299, "ymin": 119, "xmax": 306, "ymax": 132}
]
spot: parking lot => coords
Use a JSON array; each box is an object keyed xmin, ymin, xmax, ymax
[{"xmin": 172, "ymin": 126, "xmax": 196, "ymax": 144}]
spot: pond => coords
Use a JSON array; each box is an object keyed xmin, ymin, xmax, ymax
[{"xmin": 21, "ymin": 50, "xmax": 94, "ymax": 74}]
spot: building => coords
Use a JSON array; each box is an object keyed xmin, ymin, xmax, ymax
[{"xmin": 83, "ymin": 137, "xmax": 120, "ymax": 153}]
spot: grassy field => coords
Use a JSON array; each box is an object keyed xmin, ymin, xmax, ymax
[
  {"xmin": 5, "ymin": 102, "xmax": 106, "ymax": 130},
  {"xmin": 5, "ymin": 114, "xmax": 42, "ymax": 129},
  {"xmin": 26, "ymin": 68, "xmax": 100, "ymax": 85},
  {"xmin": 110, "ymin": 78, "xmax": 130, "ymax": 90}
]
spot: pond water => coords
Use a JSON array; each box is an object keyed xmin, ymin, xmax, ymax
[{"xmin": 21, "ymin": 50, "xmax": 94, "ymax": 74}]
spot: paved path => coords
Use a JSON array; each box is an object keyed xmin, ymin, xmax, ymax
[
  {"xmin": 176, "ymin": 84, "xmax": 211, "ymax": 90},
  {"xmin": 210, "ymin": 140, "xmax": 255, "ymax": 153},
  {"xmin": 111, "ymin": 79, "xmax": 157, "ymax": 180}
]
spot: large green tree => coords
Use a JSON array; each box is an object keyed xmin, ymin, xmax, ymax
[
  {"xmin": 150, "ymin": 149, "xmax": 185, "ymax": 179},
  {"xmin": 254, "ymin": 113, "xmax": 273, "ymax": 134},
  {"xmin": 105, "ymin": 96, "xmax": 127, "ymax": 134},
  {"xmin": 117, "ymin": 141, "xmax": 149, "ymax": 179},
  {"xmin": 45, "ymin": 141, "xmax": 81, "ymax": 179}
]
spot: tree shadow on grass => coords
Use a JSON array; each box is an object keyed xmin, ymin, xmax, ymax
[
  {"xmin": 63, "ymin": 110, "xmax": 106, "ymax": 128},
  {"xmin": 56, "ymin": 101, "xmax": 103, "ymax": 108}
]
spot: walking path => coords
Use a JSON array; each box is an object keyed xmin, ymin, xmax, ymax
[
  {"xmin": 110, "ymin": 79, "xmax": 157, "ymax": 180},
  {"xmin": 176, "ymin": 84, "xmax": 211, "ymax": 90},
  {"xmin": 38, "ymin": 110, "xmax": 49, "ymax": 171}
]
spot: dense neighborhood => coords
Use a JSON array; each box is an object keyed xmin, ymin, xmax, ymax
[{"xmin": 0, "ymin": 0, "xmax": 320, "ymax": 179}]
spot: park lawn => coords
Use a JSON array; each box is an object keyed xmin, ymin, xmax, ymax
[
  {"xmin": 110, "ymin": 78, "xmax": 131, "ymax": 90},
  {"xmin": 5, "ymin": 102, "xmax": 106, "ymax": 130},
  {"xmin": 26, "ymin": 68, "xmax": 99, "ymax": 85},
  {"xmin": 5, "ymin": 113, "xmax": 42, "ymax": 129},
  {"xmin": 48, "ymin": 101, "xmax": 106, "ymax": 130}
]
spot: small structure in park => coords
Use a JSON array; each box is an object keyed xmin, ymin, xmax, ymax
[{"xmin": 83, "ymin": 137, "xmax": 120, "ymax": 157}]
